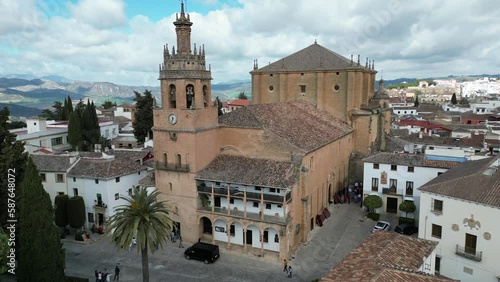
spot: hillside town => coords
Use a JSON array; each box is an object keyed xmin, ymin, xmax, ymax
[{"xmin": 3, "ymin": 2, "xmax": 500, "ymax": 282}]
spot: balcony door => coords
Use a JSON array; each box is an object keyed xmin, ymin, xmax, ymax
[{"xmin": 465, "ymin": 233, "xmax": 477, "ymax": 255}]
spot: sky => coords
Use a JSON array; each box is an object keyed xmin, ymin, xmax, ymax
[{"xmin": 0, "ymin": 0, "xmax": 499, "ymax": 86}]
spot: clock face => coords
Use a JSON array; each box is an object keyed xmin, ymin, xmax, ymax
[{"xmin": 168, "ymin": 114, "xmax": 177, "ymax": 125}]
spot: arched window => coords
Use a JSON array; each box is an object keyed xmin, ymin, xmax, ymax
[
  {"xmin": 203, "ymin": 85, "xmax": 209, "ymax": 108},
  {"xmin": 274, "ymin": 233, "xmax": 279, "ymax": 243},
  {"xmin": 176, "ymin": 154, "xmax": 182, "ymax": 167},
  {"xmin": 169, "ymin": 84, "xmax": 176, "ymax": 108},
  {"xmin": 186, "ymin": 84, "xmax": 194, "ymax": 109},
  {"xmin": 163, "ymin": 153, "xmax": 167, "ymax": 164}
]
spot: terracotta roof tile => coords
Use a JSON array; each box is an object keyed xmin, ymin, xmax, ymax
[
  {"xmin": 419, "ymin": 156, "xmax": 500, "ymax": 207},
  {"xmin": 228, "ymin": 99, "xmax": 252, "ymax": 106},
  {"xmin": 321, "ymin": 232, "xmax": 456, "ymax": 282},
  {"xmin": 195, "ymin": 155, "xmax": 298, "ymax": 188},
  {"xmin": 363, "ymin": 152, "xmax": 460, "ymax": 169},
  {"xmin": 139, "ymin": 172, "xmax": 155, "ymax": 187},
  {"xmin": 31, "ymin": 154, "xmax": 76, "ymax": 172},
  {"xmin": 253, "ymin": 43, "xmax": 372, "ymax": 72},
  {"xmin": 68, "ymin": 158, "xmax": 146, "ymax": 179},
  {"xmin": 219, "ymin": 101, "xmax": 353, "ymax": 153}
]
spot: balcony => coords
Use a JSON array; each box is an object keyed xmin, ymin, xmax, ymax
[
  {"xmin": 156, "ymin": 161, "xmax": 189, "ymax": 172},
  {"xmin": 94, "ymin": 200, "xmax": 107, "ymax": 209},
  {"xmin": 382, "ymin": 187, "xmax": 402, "ymax": 195},
  {"xmin": 197, "ymin": 204, "xmax": 291, "ymax": 225},
  {"xmin": 197, "ymin": 185, "xmax": 291, "ymax": 203},
  {"xmin": 456, "ymin": 244, "xmax": 482, "ymax": 261}
]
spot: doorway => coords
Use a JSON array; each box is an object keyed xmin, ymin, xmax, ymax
[
  {"xmin": 386, "ymin": 197, "xmax": 398, "ymax": 213},
  {"xmin": 214, "ymin": 197, "xmax": 221, "ymax": 208},
  {"xmin": 98, "ymin": 213, "xmax": 104, "ymax": 226},
  {"xmin": 245, "ymin": 229, "xmax": 252, "ymax": 245}
]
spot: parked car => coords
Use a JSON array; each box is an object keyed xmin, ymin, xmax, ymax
[
  {"xmin": 394, "ymin": 223, "xmax": 418, "ymax": 235},
  {"xmin": 372, "ymin": 221, "xmax": 391, "ymax": 233},
  {"xmin": 184, "ymin": 242, "xmax": 220, "ymax": 264}
]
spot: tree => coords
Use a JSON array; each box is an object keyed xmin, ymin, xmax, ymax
[
  {"xmin": 102, "ymin": 100, "xmax": 117, "ymax": 109},
  {"xmin": 215, "ymin": 96, "xmax": 223, "ymax": 116},
  {"xmin": 399, "ymin": 201, "xmax": 416, "ymax": 218},
  {"xmin": 54, "ymin": 194, "xmax": 69, "ymax": 228},
  {"xmin": 0, "ymin": 107, "xmax": 28, "ymax": 228},
  {"xmin": 7, "ymin": 121, "xmax": 26, "ymax": 129},
  {"xmin": 81, "ymin": 101, "xmax": 101, "ymax": 151},
  {"xmin": 451, "ymin": 93, "xmax": 457, "ymax": 105},
  {"xmin": 133, "ymin": 90, "xmax": 154, "ymax": 144},
  {"xmin": 0, "ymin": 228, "xmax": 7, "ymax": 274},
  {"xmin": 363, "ymin": 194, "xmax": 383, "ymax": 213},
  {"xmin": 67, "ymin": 196, "xmax": 86, "ymax": 229},
  {"xmin": 18, "ymin": 157, "xmax": 65, "ymax": 281},
  {"xmin": 67, "ymin": 111, "xmax": 82, "ymax": 150},
  {"xmin": 107, "ymin": 188, "xmax": 175, "ymax": 282},
  {"xmin": 414, "ymin": 95, "xmax": 419, "ymax": 108},
  {"xmin": 62, "ymin": 96, "xmax": 73, "ymax": 120},
  {"xmin": 238, "ymin": 92, "xmax": 248, "ymax": 100}
]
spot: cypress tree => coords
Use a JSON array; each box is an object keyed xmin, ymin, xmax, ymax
[
  {"xmin": 67, "ymin": 111, "xmax": 82, "ymax": 150},
  {"xmin": 18, "ymin": 157, "xmax": 65, "ymax": 281},
  {"xmin": 67, "ymin": 196, "xmax": 86, "ymax": 229},
  {"xmin": 81, "ymin": 101, "xmax": 101, "ymax": 151},
  {"xmin": 451, "ymin": 93, "xmax": 457, "ymax": 105},
  {"xmin": 133, "ymin": 90, "xmax": 154, "ymax": 144},
  {"xmin": 54, "ymin": 194, "xmax": 69, "ymax": 228},
  {"xmin": 0, "ymin": 107, "xmax": 28, "ymax": 227}
]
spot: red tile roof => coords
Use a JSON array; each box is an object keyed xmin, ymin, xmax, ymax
[
  {"xmin": 228, "ymin": 99, "xmax": 252, "ymax": 106},
  {"xmin": 321, "ymin": 231, "xmax": 456, "ymax": 282}
]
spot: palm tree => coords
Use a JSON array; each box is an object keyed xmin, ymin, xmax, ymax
[{"xmin": 106, "ymin": 187, "xmax": 175, "ymax": 282}]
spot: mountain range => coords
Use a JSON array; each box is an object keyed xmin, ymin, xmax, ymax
[{"xmin": 2, "ymin": 73, "xmax": 499, "ymax": 117}]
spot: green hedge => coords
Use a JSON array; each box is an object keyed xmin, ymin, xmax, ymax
[
  {"xmin": 367, "ymin": 212, "xmax": 380, "ymax": 221},
  {"xmin": 54, "ymin": 194, "xmax": 69, "ymax": 227},
  {"xmin": 67, "ymin": 196, "xmax": 86, "ymax": 229},
  {"xmin": 399, "ymin": 217, "xmax": 416, "ymax": 225}
]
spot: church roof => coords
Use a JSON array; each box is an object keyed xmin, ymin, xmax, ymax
[
  {"xmin": 253, "ymin": 43, "xmax": 373, "ymax": 73},
  {"xmin": 68, "ymin": 158, "xmax": 146, "ymax": 179},
  {"xmin": 196, "ymin": 155, "xmax": 298, "ymax": 188},
  {"xmin": 219, "ymin": 101, "xmax": 354, "ymax": 153}
]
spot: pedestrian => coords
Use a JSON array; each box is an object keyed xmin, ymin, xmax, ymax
[
  {"xmin": 287, "ymin": 266, "xmax": 293, "ymax": 278},
  {"xmin": 97, "ymin": 271, "xmax": 102, "ymax": 282},
  {"xmin": 103, "ymin": 268, "xmax": 108, "ymax": 282},
  {"xmin": 178, "ymin": 236, "xmax": 184, "ymax": 248},
  {"xmin": 171, "ymin": 231, "xmax": 176, "ymax": 242},
  {"xmin": 113, "ymin": 265, "xmax": 120, "ymax": 281},
  {"xmin": 283, "ymin": 259, "xmax": 288, "ymax": 272},
  {"xmin": 95, "ymin": 270, "xmax": 98, "ymax": 282},
  {"xmin": 128, "ymin": 237, "xmax": 137, "ymax": 252}
]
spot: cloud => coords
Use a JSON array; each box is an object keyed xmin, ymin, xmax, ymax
[
  {"xmin": 0, "ymin": 0, "xmax": 499, "ymax": 86},
  {"xmin": 68, "ymin": 0, "xmax": 126, "ymax": 29}
]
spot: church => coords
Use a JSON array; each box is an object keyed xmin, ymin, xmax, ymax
[{"xmin": 153, "ymin": 3, "xmax": 389, "ymax": 261}]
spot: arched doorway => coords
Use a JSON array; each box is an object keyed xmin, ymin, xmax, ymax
[{"xmin": 199, "ymin": 216, "xmax": 213, "ymax": 241}]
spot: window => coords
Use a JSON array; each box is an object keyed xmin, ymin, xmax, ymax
[
  {"xmin": 465, "ymin": 233, "xmax": 477, "ymax": 255},
  {"xmin": 253, "ymin": 201, "xmax": 259, "ymax": 208},
  {"xmin": 435, "ymin": 256, "xmax": 441, "ymax": 273},
  {"xmin": 431, "ymin": 224, "xmax": 442, "ymax": 239},
  {"xmin": 40, "ymin": 173, "xmax": 46, "ymax": 182},
  {"xmin": 115, "ymin": 177, "xmax": 120, "ymax": 183},
  {"xmin": 269, "ymin": 85, "xmax": 274, "ymax": 91},
  {"xmin": 230, "ymin": 224, "xmax": 235, "ymax": 236},
  {"xmin": 408, "ymin": 166, "xmax": 414, "ymax": 173},
  {"xmin": 300, "ymin": 85, "xmax": 306, "ymax": 94},
  {"xmin": 266, "ymin": 203, "xmax": 271, "ymax": 209},
  {"xmin": 334, "ymin": 84, "xmax": 340, "ymax": 91},
  {"xmin": 255, "ymin": 186, "xmax": 261, "ymax": 191},
  {"xmin": 115, "ymin": 193, "xmax": 119, "ymax": 200},
  {"xmin": 406, "ymin": 181, "xmax": 414, "ymax": 196},
  {"xmin": 262, "ymin": 230, "xmax": 269, "ymax": 243},
  {"xmin": 58, "ymin": 192, "xmax": 64, "ymax": 195},
  {"xmin": 128, "ymin": 188, "xmax": 132, "ymax": 196},
  {"xmin": 274, "ymin": 234, "xmax": 279, "ymax": 243},
  {"xmin": 269, "ymin": 188, "xmax": 276, "ymax": 193},
  {"xmin": 186, "ymin": 84, "xmax": 194, "ymax": 108},
  {"xmin": 51, "ymin": 137, "xmax": 63, "ymax": 146},
  {"xmin": 169, "ymin": 182, "xmax": 173, "ymax": 191},
  {"xmin": 138, "ymin": 171, "xmax": 141, "ymax": 175},
  {"xmin": 391, "ymin": 165, "xmax": 397, "ymax": 171},
  {"xmin": 277, "ymin": 204, "xmax": 282, "ymax": 208},
  {"xmin": 73, "ymin": 188, "xmax": 78, "ymax": 196},
  {"xmin": 88, "ymin": 213, "xmax": 94, "ymax": 223},
  {"xmin": 230, "ymin": 198, "xmax": 234, "ymax": 204},
  {"xmin": 95, "ymin": 179, "xmax": 99, "ymax": 184},
  {"xmin": 373, "ymin": 163, "xmax": 379, "ymax": 169},
  {"xmin": 169, "ymin": 84, "xmax": 176, "ymax": 108},
  {"xmin": 371, "ymin": 178, "xmax": 379, "ymax": 192},
  {"xmin": 56, "ymin": 174, "xmax": 64, "ymax": 183},
  {"xmin": 176, "ymin": 154, "xmax": 181, "ymax": 167},
  {"xmin": 432, "ymin": 199, "xmax": 443, "ymax": 213},
  {"xmin": 389, "ymin": 179, "xmax": 397, "ymax": 192},
  {"xmin": 73, "ymin": 177, "xmax": 76, "ymax": 182}
]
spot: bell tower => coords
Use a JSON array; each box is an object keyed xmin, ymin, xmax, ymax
[{"xmin": 153, "ymin": 1, "xmax": 219, "ymax": 243}]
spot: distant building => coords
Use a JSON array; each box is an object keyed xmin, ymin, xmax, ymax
[{"xmin": 226, "ymin": 99, "xmax": 251, "ymax": 112}]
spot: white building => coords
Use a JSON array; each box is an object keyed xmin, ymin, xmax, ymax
[
  {"xmin": 363, "ymin": 153, "xmax": 459, "ymax": 220},
  {"xmin": 393, "ymin": 107, "xmax": 417, "ymax": 116},
  {"xmin": 418, "ymin": 156, "xmax": 500, "ymax": 282},
  {"xmin": 66, "ymin": 156, "xmax": 148, "ymax": 227}
]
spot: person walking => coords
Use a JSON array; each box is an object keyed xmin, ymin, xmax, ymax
[
  {"xmin": 283, "ymin": 259, "xmax": 288, "ymax": 272},
  {"xmin": 128, "ymin": 237, "xmax": 137, "ymax": 252},
  {"xmin": 178, "ymin": 236, "xmax": 184, "ymax": 248},
  {"xmin": 287, "ymin": 266, "xmax": 293, "ymax": 278},
  {"xmin": 113, "ymin": 265, "xmax": 120, "ymax": 281},
  {"xmin": 95, "ymin": 270, "xmax": 99, "ymax": 282},
  {"xmin": 97, "ymin": 271, "xmax": 102, "ymax": 282}
]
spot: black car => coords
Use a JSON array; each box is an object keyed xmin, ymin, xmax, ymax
[
  {"xmin": 184, "ymin": 242, "xmax": 220, "ymax": 264},
  {"xmin": 394, "ymin": 223, "xmax": 418, "ymax": 235}
]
